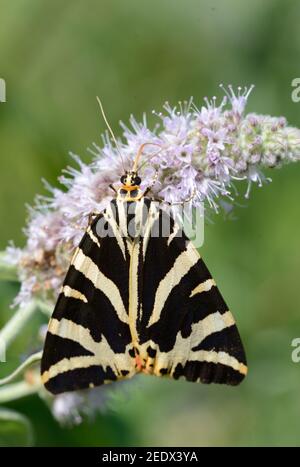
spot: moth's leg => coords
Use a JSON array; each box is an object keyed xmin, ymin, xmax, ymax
[
  {"xmin": 143, "ymin": 186, "xmax": 152, "ymax": 198},
  {"xmin": 171, "ymin": 188, "xmax": 196, "ymax": 205},
  {"xmin": 142, "ymin": 169, "xmax": 159, "ymax": 197},
  {"xmin": 149, "ymin": 195, "xmax": 170, "ymax": 205},
  {"xmin": 70, "ymin": 212, "xmax": 102, "ymax": 230},
  {"xmin": 109, "ymin": 183, "xmax": 117, "ymax": 194},
  {"xmin": 153, "ymin": 189, "xmax": 196, "ymax": 206},
  {"xmin": 69, "ymin": 223, "xmax": 86, "ymax": 231},
  {"xmin": 88, "ymin": 211, "xmax": 101, "ymax": 226}
]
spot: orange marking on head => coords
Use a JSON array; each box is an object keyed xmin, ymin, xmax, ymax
[
  {"xmin": 135, "ymin": 354, "xmax": 144, "ymax": 371},
  {"xmin": 122, "ymin": 185, "xmax": 139, "ymax": 192}
]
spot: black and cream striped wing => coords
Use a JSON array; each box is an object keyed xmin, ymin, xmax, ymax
[
  {"xmin": 41, "ymin": 197, "xmax": 247, "ymax": 394},
  {"xmin": 41, "ymin": 206, "xmax": 135, "ymax": 394},
  {"xmin": 136, "ymin": 202, "xmax": 247, "ymax": 385}
]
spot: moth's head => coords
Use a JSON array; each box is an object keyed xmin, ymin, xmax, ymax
[
  {"xmin": 120, "ymin": 171, "xmax": 141, "ymax": 187},
  {"xmin": 119, "ymin": 143, "xmax": 160, "ymax": 190}
]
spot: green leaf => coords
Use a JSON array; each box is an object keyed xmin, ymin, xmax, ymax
[
  {"xmin": 0, "ymin": 351, "xmax": 42, "ymax": 386},
  {"xmin": 0, "ymin": 380, "xmax": 41, "ymax": 404},
  {"xmin": 0, "ymin": 408, "xmax": 34, "ymax": 446},
  {"xmin": 0, "ymin": 301, "xmax": 38, "ymax": 348}
]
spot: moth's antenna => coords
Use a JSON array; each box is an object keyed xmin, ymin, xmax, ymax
[
  {"xmin": 138, "ymin": 147, "xmax": 163, "ymax": 172},
  {"xmin": 96, "ymin": 96, "xmax": 125, "ymax": 171},
  {"xmin": 133, "ymin": 142, "xmax": 162, "ymax": 172}
]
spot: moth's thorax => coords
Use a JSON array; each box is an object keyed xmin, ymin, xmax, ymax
[{"xmin": 117, "ymin": 185, "xmax": 143, "ymax": 202}]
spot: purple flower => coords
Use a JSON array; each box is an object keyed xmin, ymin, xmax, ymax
[{"xmin": 5, "ymin": 85, "xmax": 300, "ymax": 309}]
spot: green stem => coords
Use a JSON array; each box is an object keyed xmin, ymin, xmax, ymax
[
  {"xmin": 0, "ymin": 380, "xmax": 40, "ymax": 403},
  {"xmin": 0, "ymin": 351, "xmax": 42, "ymax": 386},
  {"xmin": 0, "ymin": 251, "xmax": 18, "ymax": 282},
  {"xmin": 35, "ymin": 300, "xmax": 53, "ymax": 317},
  {"xmin": 0, "ymin": 301, "xmax": 37, "ymax": 349}
]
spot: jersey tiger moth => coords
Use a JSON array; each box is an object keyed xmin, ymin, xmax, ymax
[{"xmin": 41, "ymin": 103, "xmax": 247, "ymax": 394}]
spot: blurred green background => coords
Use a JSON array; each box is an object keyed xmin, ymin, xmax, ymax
[{"xmin": 1, "ymin": 0, "xmax": 300, "ymax": 447}]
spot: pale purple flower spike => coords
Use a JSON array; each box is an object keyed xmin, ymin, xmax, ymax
[{"xmin": 6, "ymin": 85, "xmax": 300, "ymax": 308}]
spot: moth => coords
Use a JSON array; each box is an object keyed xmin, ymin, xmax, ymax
[{"xmin": 41, "ymin": 102, "xmax": 247, "ymax": 394}]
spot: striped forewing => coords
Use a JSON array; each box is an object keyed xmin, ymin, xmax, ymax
[{"xmin": 41, "ymin": 199, "xmax": 247, "ymax": 394}]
